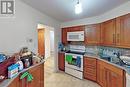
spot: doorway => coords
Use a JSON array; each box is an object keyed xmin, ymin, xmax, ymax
[{"xmin": 37, "ymin": 24, "xmax": 55, "ymax": 73}]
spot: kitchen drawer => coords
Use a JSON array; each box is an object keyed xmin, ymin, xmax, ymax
[
  {"xmin": 84, "ymin": 69, "xmax": 96, "ymax": 75},
  {"xmin": 83, "ymin": 57, "xmax": 97, "ymax": 81},
  {"xmin": 84, "ymin": 57, "xmax": 96, "ymax": 66},
  {"xmin": 84, "ymin": 71, "xmax": 96, "ymax": 81},
  {"xmin": 84, "ymin": 67, "xmax": 96, "ymax": 72},
  {"xmin": 84, "ymin": 71, "xmax": 96, "ymax": 77},
  {"xmin": 84, "ymin": 65, "xmax": 96, "ymax": 69}
]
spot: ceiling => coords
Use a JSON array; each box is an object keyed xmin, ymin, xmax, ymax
[{"xmin": 21, "ymin": 0, "xmax": 129, "ymax": 22}]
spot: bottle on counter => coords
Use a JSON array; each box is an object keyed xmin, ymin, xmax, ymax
[
  {"xmin": 16, "ymin": 60, "xmax": 23, "ymax": 71},
  {"xmin": 24, "ymin": 59, "xmax": 30, "ymax": 68}
]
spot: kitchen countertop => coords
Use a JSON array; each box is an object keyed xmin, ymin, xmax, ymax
[
  {"xmin": 58, "ymin": 51, "xmax": 68, "ymax": 53},
  {"xmin": 59, "ymin": 50, "xmax": 130, "ymax": 75},
  {"xmin": 0, "ymin": 59, "xmax": 45, "ymax": 87},
  {"xmin": 84, "ymin": 53, "xmax": 130, "ymax": 75}
]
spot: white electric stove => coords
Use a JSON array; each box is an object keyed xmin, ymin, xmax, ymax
[{"xmin": 65, "ymin": 45, "xmax": 85, "ymax": 79}]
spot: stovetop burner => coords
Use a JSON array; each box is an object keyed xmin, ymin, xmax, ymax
[{"xmin": 66, "ymin": 51, "xmax": 85, "ymax": 55}]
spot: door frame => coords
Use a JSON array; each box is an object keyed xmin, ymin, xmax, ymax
[
  {"xmin": 38, "ymin": 28, "xmax": 45, "ymax": 57},
  {"xmin": 37, "ymin": 27, "xmax": 58, "ymax": 72}
]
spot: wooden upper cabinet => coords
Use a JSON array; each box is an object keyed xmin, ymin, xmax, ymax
[
  {"xmin": 61, "ymin": 25, "xmax": 85, "ymax": 44},
  {"xmin": 102, "ymin": 19, "xmax": 116, "ymax": 46},
  {"xmin": 62, "ymin": 28, "xmax": 68, "ymax": 44},
  {"xmin": 116, "ymin": 13, "xmax": 130, "ymax": 48},
  {"xmin": 85, "ymin": 24, "xmax": 101, "ymax": 45},
  {"xmin": 68, "ymin": 25, "xmax": 85, "ymax": 32}
]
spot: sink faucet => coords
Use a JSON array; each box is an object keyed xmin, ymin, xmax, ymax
[
  {"xmin": 113, "ymin": 52, "xmax": 126, "ymax": 66},
  {"xmin": 114, "ymin": 52, "xmax": 121, "ymax": 58}
]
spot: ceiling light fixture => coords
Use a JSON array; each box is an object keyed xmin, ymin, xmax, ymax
[{"xmin": 75, "ymin": 0, "xmax": 82, "ymax": 14}]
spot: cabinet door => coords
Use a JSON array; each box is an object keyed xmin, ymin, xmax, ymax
[
  {"xmin": 62, "ymin": 28, "xmax": 68, "ymax": 44},
  {"xmin": 110, "ymin": 72, "xmax": 122, "ymax": 87},
  {"xmin": 104, "ymin": 61, "xmax": 125, "ymax": 87},
  {"xmin": 97, "ymin": 60, "xmax": 106, "ymax": 87},
  {"xmin": 83, "ymin": 57, "xmax": 97, "ymax": 81},
  {"xmin": 69, "ymin": 26, "xmax": 85, "ymax": 32},
  {"xmin": 102, "ymin": 19, "xmax": 116, "ymax": 46},
  {"xmin": 105, "ymin": 69, "xmax": 111, "ymax": 87},
  {"xmin": 58, "ymin": 53, "xmax": 65, "ymax": 71},
  {"xmin": 105, "ymin": 69, "xmax": 124, "ymax": 87},
  {"xmin": 28, "ymin": 64, "xmax": 42, "ymax": 87},
  {"xmin": 19, "ymin": 77, "xmax": 28, "ymax": 87},
  {"xmin": 40, "ymin": 63, "xmax": 44, "ymax": 87},
  {"xmin": 85, "ymin": 24, "xmax": 101, "ymax": 45},
  {"xmin": 8, "ymin": 76, "xmax": 20, "ymax": 87},
  {"xmin": 116, "ymin": 14, "xmax": 130, "ymax": 47}
]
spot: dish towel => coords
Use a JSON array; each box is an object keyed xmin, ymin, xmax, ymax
[
  {"xmin": 76, "ymin": 56, "xmax": 81, "ymax": 67},
  {"xmin": 66, "ymin": 55, "xmax": 73, "ymax": 63},
  {"xmin": 20, "ymin": 71, "xmax": 33, "ymax": 82}
]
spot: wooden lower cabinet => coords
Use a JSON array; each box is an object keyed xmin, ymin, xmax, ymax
[
  {"xmin": 58, "ymin": 52, "xmax": 65, "ymax": 71},
  {"xmin": 8, "ymin": 76, "xmax": 20, "ymax": 87},
  {"xmin": 97, "ymin": 60, "xmax": 125, "ymax": 87},
  {"xmin": 105, "ymin": 69, "xmax": 124, "ymax": 87},
  {"xmin": 28, "ymin": 63, "xmax": 44, "ymax": 87},
  {"xmin": 8, "ymin": 63, "xmax": 44, "ymax": 87},
  {"xmin": 83, "ymin": 57, "xmax": 97, "ymax": 81},
  {"xmin": 97, "ymin": 60, "xmax": 106, "ymax": 87}
]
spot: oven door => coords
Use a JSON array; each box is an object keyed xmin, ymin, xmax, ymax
[{"xmin": 65, "ymin": 53, "xmax": 83, "ymax": 71}]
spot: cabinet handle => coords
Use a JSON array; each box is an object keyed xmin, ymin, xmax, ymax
[
  {"xmin": 114, "ymin": 34, "xmax": 116, "ymax": 43},
  {"xmin": 113, "ymin": 34, "xmax": 115, "ymax": 43},
  {"xmin": 117, "ymin": 34, "xmax": 120, "ymax": 43},
  {"xmin": 113, "ymin": 34, "xmax": 116, "ymax": 44},
  {"xmin": 111, "ymin": 72, "xmax": 117, "ymax": 77}
]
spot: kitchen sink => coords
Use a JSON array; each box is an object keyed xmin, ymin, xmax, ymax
[
  {"xmin": 100, "ymin": 54, "xmax": 127, "ymax": 66},
  {"xmin": 100, "ymin": 55, "xmax": 112, "ymax": 62}
]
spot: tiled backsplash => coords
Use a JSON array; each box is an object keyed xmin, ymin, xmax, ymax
[
  {"xmin": 61, "ymin": 42, "xmax": 130, "ymax": 56},
  {"xmin": 86, "ymin": 46, "xmax": 130, "ymax": 56},
  {"xmin": 86, "ymin": 46, "xmax": 99, "ymax": 55}
]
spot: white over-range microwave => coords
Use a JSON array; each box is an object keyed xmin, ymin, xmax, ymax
[{"xmin": 67, "ymin": 31, "xmax": 84, "ymax": 41}]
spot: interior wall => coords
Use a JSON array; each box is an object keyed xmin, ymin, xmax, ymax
[
  {"xmin": 50, "ymin": 31, "xmax": 54, "ymax": 56},
  {"xmin": 61, "ymin": 1, "xmax": 130, "ymax": 28},
  {"xmin": 0, "ymin": 0, "xmax": 60, "ymax": 71},
  {"xmin": 44, "ymin": 26, "xmax": 54, "ymax": 59},
  {"xmin": 45, "ymin": 29, "xmax": 51, "ymax": 58}
]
